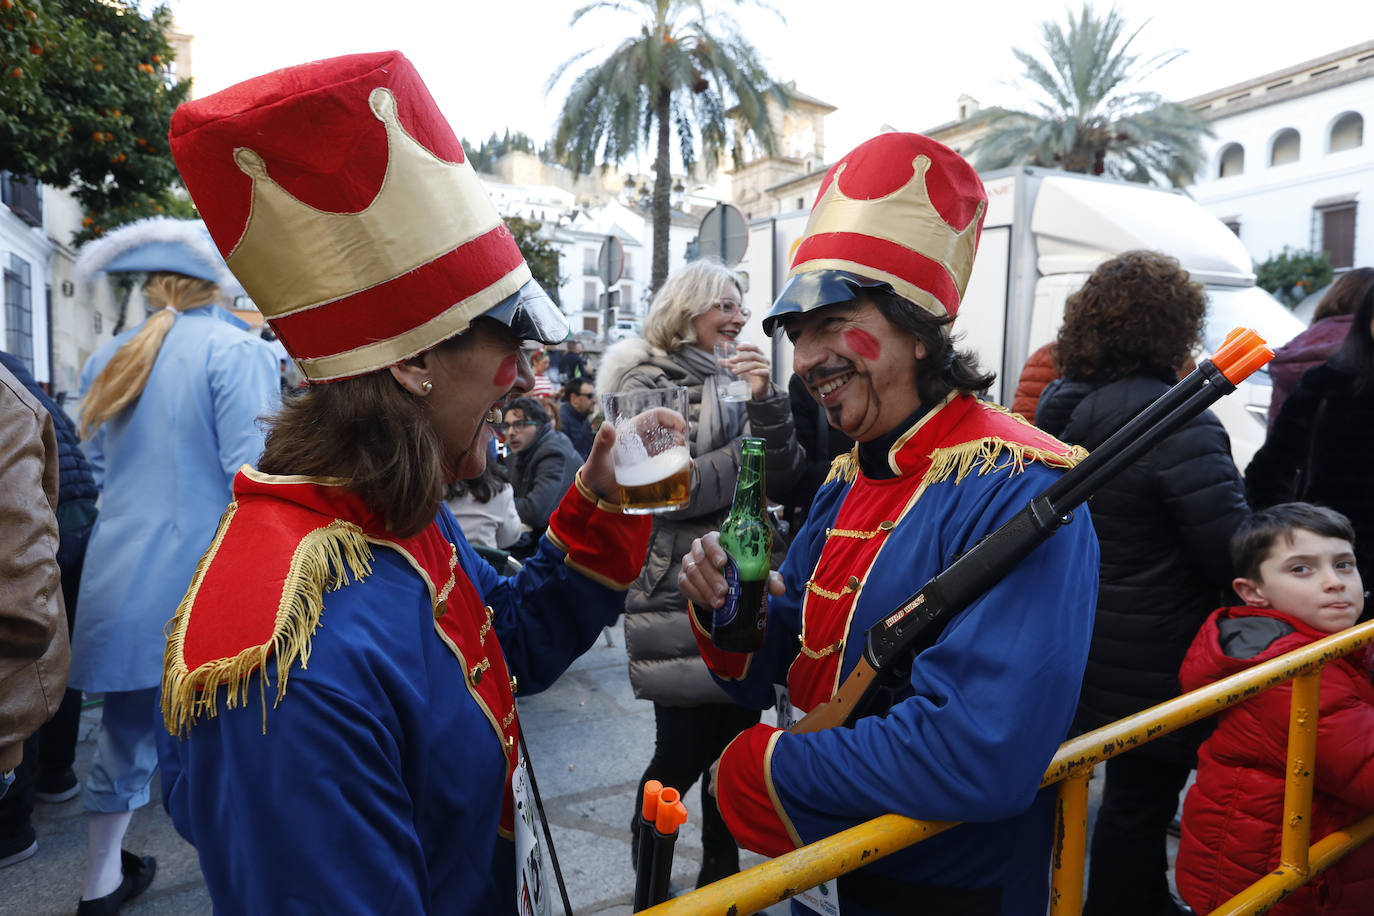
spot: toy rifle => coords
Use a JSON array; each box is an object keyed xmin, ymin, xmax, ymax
[{"xmin": 790, "ymin": 328, "xmax": 1274, "ymax": 735}]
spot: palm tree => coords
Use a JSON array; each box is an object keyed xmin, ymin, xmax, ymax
[
  {"xmin": 548, "ymin": 0, "xmax": 787, "ymax": 293},
  {"xmin": 967, "ymin": 4, "xmax": 1211, "ymax": 188}
]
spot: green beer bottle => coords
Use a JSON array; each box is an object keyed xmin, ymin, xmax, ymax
[{"xmin": 713, "ymin": 437, "xmax": 772, "ymax": 652}]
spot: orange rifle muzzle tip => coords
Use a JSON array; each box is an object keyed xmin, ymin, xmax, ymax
[
  {"xmin": 657, "ymin": 799, "xmax": 689, "ymax": 834},
  {"xmin": 1211, "ymin": 327, "xmax": 1273, "ymax": 384},
  {"xmin": 641, "ymin": 780, "xmax": 663, "ymax": 821}
]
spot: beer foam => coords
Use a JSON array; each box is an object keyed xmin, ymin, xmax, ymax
[{"xmin": 614, "ymin": 446, "xmax": 690, "ymax": 486}]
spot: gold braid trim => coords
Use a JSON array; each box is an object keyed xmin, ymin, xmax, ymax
[
  {"xmin": 822, "ymin": 447, "xmax": 859, "ymax": 486},
  {"xmin": 923, "ymin": 438, "xmax": 1087, "ymax": 488},
  {"xmin": 161, "ymin": 518, "xmax": 374, "ymax": 737}
]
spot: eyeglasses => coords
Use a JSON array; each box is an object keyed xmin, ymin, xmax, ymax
[
  {"xmin": 711, "ymin": 300, "xmax": 751, "ymax": 320},
  {"xmin": 493, "ymin": 420, "xmax": 539, "ymax": 432}
]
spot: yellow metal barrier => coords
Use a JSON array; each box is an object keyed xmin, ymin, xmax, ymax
[{"xmin": 641, "ymin": 618, "xmax": 1374, "ymax": 916}]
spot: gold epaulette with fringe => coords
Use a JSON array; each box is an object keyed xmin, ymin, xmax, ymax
[
  {"xmin": 817, "ymin": 396, "xmax": 1087, "ymax": 490},
  {"xmin": 161, "ymin": 503, "xmax": 375, "ymax": 737}
]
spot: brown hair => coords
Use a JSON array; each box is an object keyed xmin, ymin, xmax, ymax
[
  {"xmin": 866, "ymin": 289, "xmax": 995, "ymax": 403},
  {"xmin": 1054, "ymin": 251, "xmax": 1206, "ymax": 382},
  {"xmin": 257, "ymin": 366, "xmax": 446, "ymax": 538},
  {"xmin": 1313, "ymin": 267, "xmax": 1374, "ymax": 322},
  {"xmin": 1231, "ymin": 502, "xmax": 1356, "ymax": 582},
  {"xmin": 80, "ymin": 272, "xmax": 220, "ymax": 438}
]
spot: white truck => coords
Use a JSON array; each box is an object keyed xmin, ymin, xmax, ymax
[{"xmin": 737, "ymin": 166, "xmax": 1302, "ymax": 469}]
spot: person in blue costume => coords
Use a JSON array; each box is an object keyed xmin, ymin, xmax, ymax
[
  {"xmin": 68, "ymin": 216, "xmax": 280, "ymax": 914},
  {"xmin": 156, "ymin": 51, "xmax": 656, "ymax": 916},
  {"xmin": 678, "ymin": 132, "xmax": 1100, "ymax": 916}
]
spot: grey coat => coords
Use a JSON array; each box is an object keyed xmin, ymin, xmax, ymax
[
  {"xmin": 602, "ymin": 339, "xmax": 805, "ymax": 705},
  {"xmin": 509, "ymin": 424, "xmax": 583, "ymax": 532}
]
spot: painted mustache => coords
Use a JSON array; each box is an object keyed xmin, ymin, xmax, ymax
[{"xmin": 805, "ymin": 361, "xmax": 856, "ymax": 387}]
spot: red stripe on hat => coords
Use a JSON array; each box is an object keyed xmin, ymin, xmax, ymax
[
  {"xmin": 792, "ymin": 232, "xmax": 960, "ymax": 314},
  {"xmin": 270, "ymin": 224, "xmax": 524, "ymax": 360}
]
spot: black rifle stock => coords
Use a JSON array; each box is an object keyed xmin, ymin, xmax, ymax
[{"xmin": 790, "ymin": 330, "xmax": 1273, "ymax": 735}]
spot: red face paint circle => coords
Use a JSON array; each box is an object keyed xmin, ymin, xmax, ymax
[
  {"xmin": 493, "ymin": 353, "xmax": 519, "ymax": 388},
  {"xmin": 843, "ymin": 328, "xmax": 881, "ymax": 360}
]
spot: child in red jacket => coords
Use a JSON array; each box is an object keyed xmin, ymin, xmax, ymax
[{"xmin": 1176, "ymin": 503, "xmax": 1374, "ymax": 915}]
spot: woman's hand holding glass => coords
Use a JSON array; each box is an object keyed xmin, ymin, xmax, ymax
[{"xmin": 716, "ymin": 342, "xmax": 773, "ymax": 401}]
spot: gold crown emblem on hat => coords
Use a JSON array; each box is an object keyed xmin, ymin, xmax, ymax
[
  {"xmin": 225, "ymin": 87, "xmax": 518, "ymax": 319},
  {"xmin": 792, "ymin": 154, "xmax": 984, "ymax": 316}
]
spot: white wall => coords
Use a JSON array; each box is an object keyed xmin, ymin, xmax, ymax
[
  {"xmin": 0, "ymin": 201, "xmax": 55, "ymax": 383},
  {"xmin": 1188, "ymin": 77, "xmax": 1374, "ymax": 270}
]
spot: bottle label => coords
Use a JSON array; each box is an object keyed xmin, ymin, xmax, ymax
[
  {"xmin": 715, "ymin": 556, "xmax": 767, "ymax": 632},
  {"xmin": 716, "ymin": 556, "xmax": 742, "ymax": 629}
]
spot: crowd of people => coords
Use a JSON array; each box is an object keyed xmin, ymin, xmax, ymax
[{"xmin": 2, "ymin": 47, "xmax": 1372, "ymax": 916}]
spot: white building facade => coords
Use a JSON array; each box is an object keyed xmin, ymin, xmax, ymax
[
  {"xmin": 0, "ymin": 174, "xmax": 56, "ymax": 385},
  {"xmin": 1185, "ymin": 42, "xmax": 1374, "ymax": 273}
]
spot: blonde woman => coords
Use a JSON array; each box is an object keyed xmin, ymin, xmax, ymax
[
  {"xmin": 599, "ymin": 259, "xmax": 804, "ymax": 887},
  {"xmin": 68, "ymin": 218, "xmax": 280, "ymax": 914}
]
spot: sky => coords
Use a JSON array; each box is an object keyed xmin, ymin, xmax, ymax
[{"xmin": 168, "ymin": 0, "xmax": 1372, "ymax": 169}]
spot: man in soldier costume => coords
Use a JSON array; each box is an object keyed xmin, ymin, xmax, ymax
[{"xmin": 679, "ymin": 132, "xmax": 1099, "ymax": 915}]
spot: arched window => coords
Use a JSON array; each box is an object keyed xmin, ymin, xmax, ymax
[
  {"xmin": 1329, "ymin": 112, "xmax": 1364, "ymax": 153},
  {"xmin": 1270, "ymin": 128, "xmax": 1301, "ymax": 166},
  {"xmin": 1218, "ymin": 143, "xmax": 1245, "ymax": 178}
]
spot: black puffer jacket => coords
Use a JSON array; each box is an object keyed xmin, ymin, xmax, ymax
[
  {"xmin": 1037, "ymin": 372, "xmax": 1249, "ymax": 765},
  {"xmin": 0, "ymin": 351, "xmax": 98, "ymax": 508},
  {"xmin": 1246, "ymin": 364, "xmax": 1374, "ymax": 590}
]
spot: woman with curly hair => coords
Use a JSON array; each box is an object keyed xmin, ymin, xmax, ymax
[{"xmin": 1036, "ymin": 250, "xmax": 1249, "ymax": 916}]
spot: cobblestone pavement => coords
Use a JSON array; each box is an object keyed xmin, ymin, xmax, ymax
[
  {"xmin": 5, "ymin": 617, "xmax": 1178, "ymax": 915},
  {"xmin": 5, "ymin": 621, "xmax": 786, "ymax": 916}
]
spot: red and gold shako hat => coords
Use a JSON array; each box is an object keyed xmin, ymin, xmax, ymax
[
  {"xmin": 763, "ymin": 132, "xmax": 987, "ymax": 336},
  {"xmin": 169, "ymin": 50, "xmax": 567, "ymax": 382}
]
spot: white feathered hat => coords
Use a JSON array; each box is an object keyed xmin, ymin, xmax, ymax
[{"xmin": 73, "ymin": 217, "xmax": 244, "ymax": 298}]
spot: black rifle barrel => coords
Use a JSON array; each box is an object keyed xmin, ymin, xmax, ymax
[{"xmin": 859, "ymin": 359, "xmax": 1242, "ymax": 706}]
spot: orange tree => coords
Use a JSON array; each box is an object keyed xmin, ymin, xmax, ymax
[{"xmin": 0, "ymin": 0, "xmax": 191, "ymax": 243}]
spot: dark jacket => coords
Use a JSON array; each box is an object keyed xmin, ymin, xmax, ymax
[
  {"xmin": 558, "ymin": 400, "xmax": 594, "ymax": 459},
  {"xmin": 0, "ymin": 352, "xmax": 99, "ymax": 510},
  {"xmin": 1037, "ymin": 372, "xmax": 1249, "ymax": 764},
  {"xmin": 1266, "ymin": 314, "xmax": 1353, "ymax": 427},
  {"xmin": 1176, "ymin": 606, "xmax": 1374, "ymax": 916},
  {"xmin": 1246, "ymin": 363, "xmax": 1374, "ymax": 587},
  {"xmin": 508, "ymin": 424, "xmax": 582, "ymax": 532},
  {"xmin": 779, "ymin": 373, "xmax": 853, "ymax": 533}
]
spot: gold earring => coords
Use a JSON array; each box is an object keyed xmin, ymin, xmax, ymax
[{"xmin": 420, "ymin": 379, "xmax": 433, "ymax": 394}]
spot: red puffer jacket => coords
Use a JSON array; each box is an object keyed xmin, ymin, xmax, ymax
[{"xmin": 1175, "ymin": 606, "xmax": 1374, "ymax": 915}]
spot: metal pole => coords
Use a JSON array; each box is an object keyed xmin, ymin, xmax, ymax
[
  {"xmin": 1050, "ymin": 769, "xmax": 1091, "ymax": 916},
  {"xmin": 1279, "ymin": 670, "xmax": 1321, "ymax": 872},
  {"xmin": 718, "ymin": 203, "xmax": 726, "ymax": 266}
]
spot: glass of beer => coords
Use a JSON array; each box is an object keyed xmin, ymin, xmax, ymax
[{"xmin": 601, "ymin": 387, "xmax": 692, "ymax": 514}]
